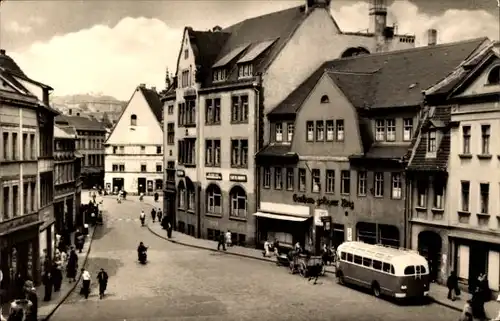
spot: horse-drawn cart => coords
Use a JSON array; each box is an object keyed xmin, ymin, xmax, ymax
[{"xmin": 289, "ymin": 254, "xmax": 325, "ymax": 277}]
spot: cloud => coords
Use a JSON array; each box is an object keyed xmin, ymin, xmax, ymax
[
  {"xmin": 6, "ymin": 21, "xmax": 32, "ymax": 34},
  {"xmin": 9, "ymin": 1, "xmax": 499, "ymax": 100},
  {"xmin": 28, "ymin": 16, "xmax": 46, "ymax": 26}
]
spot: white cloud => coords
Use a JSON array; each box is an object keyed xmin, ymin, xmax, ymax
[
  {"xmin": 28, "ymin": 16, "xmax": 46, "ymax": 26},
  {"xmin": 10, "ymin": 1, "xmax": 499, "ymax": 100},
  {"xmin": 6, "ymin": 21, "xmax": 32, "ymax": 34}
]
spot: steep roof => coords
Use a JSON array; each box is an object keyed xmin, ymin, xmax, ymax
[
  {"xmin": 138, "ymin": 86, "xmax": 163, "ymax": 123},
  {"xmin": 270, "ymin": 37, "xmax": 488, "ymax": 116},
  {"xmin": 56, "ymin": 115, "xmax": 106, "ymax": 132},
  {"xmin": 0, "ymin": 49, "xmax": 27, "ymax": 77},
  {"xmin": 54, "ymin": 124, "xmax": 77, "ymax": 139}
]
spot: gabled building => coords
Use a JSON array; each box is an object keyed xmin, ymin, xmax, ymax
[
  {"xmin": 105, "ymin": 84, "xmax": 163, "ymax": 195},
  {"xmin": 255, "ymin": 37, "xmax": 490, "ymax": 253},
  {"xmin": 0, "ymin": 49, "xmax": 59, "ymax": 300},
  {"xmin": 162, "ymin": 0, "xmax": 416, "ymax": 245},
  {"xmin": 407, "ymin": 41, "xmax": 500, "ymax": 290}
]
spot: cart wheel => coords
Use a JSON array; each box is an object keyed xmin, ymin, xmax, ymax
[{"xmin": 299, "ymin": 262, "xmax": 307, "ymax": 278}]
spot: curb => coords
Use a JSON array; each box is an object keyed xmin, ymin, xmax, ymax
[
  {"xmin": 41, "ymin": 227, "xmax": 97, "ymax": 321},
  {"xmin": 427, "ymin": 297, "xmax": 462, "ymax": 312}
]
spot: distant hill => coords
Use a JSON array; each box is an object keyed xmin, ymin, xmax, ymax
[{"xmin": 50, "ymin": 94, "xmax": 126, "ymax": 106}]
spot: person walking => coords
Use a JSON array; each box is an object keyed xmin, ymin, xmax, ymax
[
  {"xmin": 167, "ymin": 221, "xmax": 173, "ymax": 238},
  {"xmin": 51, "ymin": 261, "xmax": 63, "ymax": 292},
  {"xmin": 157, "ymin": 209, "xmax": 162, "ymax": 224},
  {"xmin": 225, "ymin": 230, "xmax": 232, "ymax": 248},
  {"xmin": 66, "ymin": 247, "xmax": 78, "ymax": 283},
  {"xmin": 97, "ymin": 268, "xmax": 109, "ymax": 299},
  {"xmin": 217, "ymin": 233, "xmax": 226, "ymax": 251},
  {"xmin": 42, "ymin": 270, "xmax": 52, "ymax": 301},
  {"xmin": 81, "ymin": 268, "xmax": 91, "ymax": 299},
  {"xmin": 446, "ymin": 270, "xmax": 459, "ymax": 301},
  {"xmin": 151, "ymin": 208, "xmax": 157, "ymax": 223}
]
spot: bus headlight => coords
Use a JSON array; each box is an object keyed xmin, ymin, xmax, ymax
[{"xmin": 400, "ymin": 285, "xmax": 407, "ymax": 290}]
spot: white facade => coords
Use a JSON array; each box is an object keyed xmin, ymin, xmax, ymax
[{"xmin": 105, "ymin": 86, "xmax": 164, "ymax": 195}]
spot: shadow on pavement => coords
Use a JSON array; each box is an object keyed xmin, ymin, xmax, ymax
[
  {"xmin": 84, "ymin": 256, "xmax": 124, "ymax": 278},
  {"xmin": 91, "ymin": 225, "xmax": 113, "ymax": 240}
]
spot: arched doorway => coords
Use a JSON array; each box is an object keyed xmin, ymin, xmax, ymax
[{"xmin": 418, "ymin": 231, "xmax": 442, "ymax": 282}]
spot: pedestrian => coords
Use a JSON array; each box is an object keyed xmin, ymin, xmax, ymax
[
  {"xmin": 97, "ymin": 268, "xmax": 109, "ymax": 299},
  {"xmin": 263, "ymin": 240, "xmax": 271, "ymax": 257},
  {"xmin": 446, "ymin": 270, "xmax": 459, "ymax": 301},
  {"xmin": 217, "ymin": 233, "xmax": 226, "ymax": 251},
  {"xmin": 76, "ymin": 232, "xmax": 84, "ymax": 253},
  {"xmin": 151, "ymin": 208, "xmax": 157, "ymax": 223},
  {"xmin": 470, "ymin": 285, "xmax": 488, "ymax": 321},
  {"xmin": 167, "ymin": 221, "xmax": 173, "ymax": 238},
  {"xmin": 157, "ymin": 209, "xmax": 162, "ymax": 224},
  {"xmin": 80, "ymin": 268, "xmax": 91, "ymax": 299},
  {"xmin": 51, "ymin": 261, "xmax": 63, "ymax": 292},
  {"xmin": 67, "ymin": 247, "xmax": 78, "ymax": 283},
  {"xmin": 23, "ymin": 281, "xmax": 37, "ymax": 321},
  {"xmin": 42, "ymin": 270, "xmax": 52, "ymax": 301},
  {"xmin": 90, "ymin": 212, "xmax": 96, "ymax": 226},
  {"xmin": 225, "ymin": 230, "xmax": 232, "ymax": 248},
  {"xmin": 14, "ymin": 272, "xmax": 24, "ymax": 299}
]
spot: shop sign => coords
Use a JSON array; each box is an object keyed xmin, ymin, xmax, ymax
[
  {"xmin": 206, "ymin": 172, "xmax": 222, "ymax": 181},
  {"xmin": 292, "ymin": 194, "xmax": 354, "ymax": 210},
  {"xmin": 229, "ymin": 174, "xmax": 247, "ymax": 182},
  {"xmin": 314, "ymin": 209, "xmax": 329, "ymax": 226},
  {"xmin": 177, "ymin": 170, "xmax": 185, "ymax": 177}
]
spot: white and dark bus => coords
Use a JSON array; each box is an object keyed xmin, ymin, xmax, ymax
[{"xmin": 335, "ymin": 242, "xmax": 430, "ymax": 299}]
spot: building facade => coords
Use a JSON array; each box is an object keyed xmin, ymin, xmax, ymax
[
  {"xmin": 162, "ymin": 0, "xmax": 415, "ymax": 246},
  {"xmin": 57, "ymin": 115, "xmax": 106, "ymax": 189},
  {"xmin": 105, "ymin": 84, "xmax": 164, "ymax": 195},
  {"xmin": 0, "ymin": 49, "xmax": 58, "ymax": 301},
  {"xmin": 255, "ymin": 38, "xmax": 490, "ymax": 253},
  {"xmin": 54, "ymin": 122, "xmax": 82, "ymax": 237}
]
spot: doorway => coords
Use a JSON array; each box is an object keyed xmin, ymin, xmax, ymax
[
  {"xmin": 137, "ymin": 177, "xmax": 146, "ymax": 194},
  {"xmin": 469, "ymin": 242, "xmax": 488, "ymax": 291},
  {"xmin": 112, "ymin": 177, "xmax": 124, "ymax": 192},
  {"xmin": 418, "ymin": 231, "xmax": 442, "ymax": 283}
]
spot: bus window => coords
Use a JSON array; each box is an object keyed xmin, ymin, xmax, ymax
[
  {"xmin": 362, "ymin": 257, "xmax": 372, "ymax": 267},
  {"xmin": 347, "ymin": 253, "xmax": 353, "ymax": 262},
  {"xmin": 372, "ymin": 260, "xmax": 382, "ymax": 270},
  {"xmin": 404, "ymin": 266, "xmax": 415, "ymax": 275},
  {"xmin": 390, "ymin": 265, "xmax": 395, "ymax": 274},
  {"xmin": 341, "ymin": 252, "xmax": 347, "ymax": 261},
  {"xmin": 416, "ymin": 265, "xmax": 427, "ymax": 274},
  {"xmin": 382, "ymin": 262, "xmax": 393, "ymax": 273},
  {"xmin": 354, "ymin": 255, "xmax": 362, "ymax": 265}
]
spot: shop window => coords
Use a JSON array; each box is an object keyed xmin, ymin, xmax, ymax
[
  {"xmin": 230, "ymin": 186, "xmax": 247, "ymax": 218},
  {"xmin": 378, "ymin": 224, "xmax": 399, "ymax": 248},
  {"xmin": 356, "ymin": 222, "xmax": 376, "ymax": 244},
  {"xmin": 206, "ymin": 184, "xmax": 222, "ymax": 215}
]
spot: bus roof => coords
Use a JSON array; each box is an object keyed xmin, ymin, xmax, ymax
[{"xmin": 337, "ymin": 242, "xmax": 425, "ymax": 264}]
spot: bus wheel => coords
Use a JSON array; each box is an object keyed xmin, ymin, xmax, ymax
[
  {"xmin": 336, "ymin": 271, "xmax": 345, "ymax": 285},
  {"xmin": 371, "ymin": 282, "xmax": 381, "ymax": 298}
]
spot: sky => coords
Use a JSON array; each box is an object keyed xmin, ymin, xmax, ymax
[{"xmin": 0, "ymin": 0, "xmax": 499, "ymax": 100}]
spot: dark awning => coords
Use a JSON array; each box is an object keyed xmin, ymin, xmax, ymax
[{"xmin": 256, "ymin": 144, "xmax": 298, "ymax": 165}]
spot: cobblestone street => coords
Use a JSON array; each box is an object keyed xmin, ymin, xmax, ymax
[{"xmin": 49, "ymin": 196, "xmax": 461, "ymax": 321}]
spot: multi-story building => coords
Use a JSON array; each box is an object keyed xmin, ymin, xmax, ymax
[
  {"xmin": 105, "ymin": 84, "xmax": 163, "ymax": 195},
  {"xmin": 57, "ymin": 115, "xmax": 106, "ymax": 189},
  {"xmin": 0, "ymin": 49, "xmax": 58, "ymax": 300},
  {"xmin": 254, "ymin": 37, "xmax": 489, "ymax": 253},
  {"xmin": 407, "ymin": 41, "xmax": 500, "ymax": 290},
  {"xmin": 162, "ymin": 0, "xmax": 415, "ymax": 245},
  {"xmin": 53, "ymin": 121, "xmax": 82, "ymax": 237}
]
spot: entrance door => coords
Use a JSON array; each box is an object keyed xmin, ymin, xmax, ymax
[
  {"xmin": 418, "ymin": 231, "xmax": 442, "ymax": 282},
  {"xmin": 469, "ymin": 243, "xmax": 488, "ymax": 290},
  {"xmin": 112, "ymin": 178, "xmax": 124, "ymax": 192},
  {"xmin": 138, "ymin": 177, "xmax": 146, "ymax": 194}
]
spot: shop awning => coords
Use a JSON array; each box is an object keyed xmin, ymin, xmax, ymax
[{"xmin": 253, "ymin": 212, "xmax": 309, "ymax": 222}]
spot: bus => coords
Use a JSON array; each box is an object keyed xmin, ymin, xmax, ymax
[{"xmin": 335, "ymin": 241, "xmax": 430, "ymax": 300}]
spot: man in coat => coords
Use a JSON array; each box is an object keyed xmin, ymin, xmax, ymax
[{"xmin": 97, "ymin": 268, "xmax": 109, "ymax": 299}]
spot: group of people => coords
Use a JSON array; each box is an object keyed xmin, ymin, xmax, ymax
[
  {"xmin": 2, "ymin": 281, "xmax": 38, "ymax": 321},
  {"xmin": 79, "ymin": 268, "xmax": 109, "ymax": 300},
  {"xmin": 216, "ymin": 230, "xmax": 233, "ymax": 251},
  {"xmin": 452, "ymin": 272, "xmax": 498, "ymax": 321}
]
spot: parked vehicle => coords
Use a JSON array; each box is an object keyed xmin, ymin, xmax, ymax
[{"xmin": 335, "ymin": 242, "xmax": 429, "ymax": 300}]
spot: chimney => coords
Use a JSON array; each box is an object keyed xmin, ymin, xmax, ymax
[
  {"xmin": 151, "ymin": 86, "xmax": 156, "ymax": 92},
  {"xmin": 139, "ymin": 83, "xmax": 146, "ymax": 88},
  {"xmin": 212, "ymin": 25, "xmax": 222, "ymax": 32},
  {"xmin": 427, "ymin": 29, "xmax": 437, "ymax": 46},
  {"xmin": 0, "ymin": 49, "xmax": 5, "ymax": 55},
  {"xmin": 369, "ymin": 0, "xmax": 388, "ymax": 53}
]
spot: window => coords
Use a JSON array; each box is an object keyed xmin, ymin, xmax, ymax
[
  {"xmin": 119, "ymin": 164, "xmax": 125, "ymax": 172},
  {"xmin": 375, "ymin": 120, "xmax": 385, "ymax": 141},
  {"xmin": 434, "ymin": 180, "xmax": 444, "ymax": 209},
  {"xmin": 30, "ymin": 133, "xmax": 35, "ymax": 159},
  {"xmin": 178, "ymin": 102, "xmax": 185, "ymax": 125},
  {"xmin": 263, "ymin": 167, "xmax": 271, "ymax": 188},
  {"xmin": 306, "ymin": 121, "xmax": 314, "ymax": 141},
  {"xmin": 354, "ymin": 255, "xmax": 362, "ymax": 265},
  {"xmin": 461, "ymin": 181, "xmax": 470, "ymax": 212},
  {"xmin": 427, "ymin": 130, "xmax": 436, "ymax": 152},
  {"xmin": 403, "ymin": 118, "xmax": 413, "ymax": 141},
  {"xmin": 130, "ymin": 114, "xmax": 137, "ymax": 126},
  {"xmin": 383, "ymin": 263, "xmax": 395, "ymax": 274},
  {"xmin": 230, "ymin": 139, "xmax": 248, "ymax": 167},
  {"xmin": 178, "ymin": 182, "xmax": 185, "ymax": 208},
  {"xmin": 178, "ymin": 139, "xmax": 196, "ymax": 165},
  {"xmin": 167, "ymin": 123, "xmax": 175, "ymax": 145},
  {"xmin": 205, "ymin": 98, "xmax": 221, "ymax": 124},
  {"xmin": 156, "ymin": 146, "xmax": 162, "ymax": 154},
  {"xmin": 480, "ymin": 183, "xmax": 489, "ymax": 214},
  {"xmin": 315, "ymin": 121, "xmax": 324, "ymax": 141},
  {"xmin": 357, "ymin": 171, "xmax": 367, "ymax": 196},
  {"xmin": 230, "ymin": 186, "xmax": 247, "ymax": 217},
  {"xmin": 166, "ymin": 161, "xmax": 175, "ymax": 182},
  {"xmin": 298, "ymin": 168, "xmax": 306, "ymax": 192},
  {"xmin": 12, "ymin": 133, "xmax": 17, "ymax": 160},
  {"xmin": 140, "ymin": 146, "xmax": 146, "ymax": 153},
  {"xmin": 340, "ymin": 170, "xmax": 350, "ymax": 195},
  {"xmin": 11, "ymin": 185, "xmax": 18, "ymax": 216},
  {"xmin": 275, "ymin": 123, "xmax": 283, "ymax": 142},
  {"xmin": 181, "ymin": 70, "xmax": 189, "ymax": 87},
  {"xmin": 213, "ymin": 68, "xmax": 226, "ymax": 82},
  {"xmin": 374, "ymin": 172, "xmax": 384, "ymax": 197},
  {"xmin": 3, "ymin": 132, "xmax": 8, "ymax": 160},
  {"xmin": 185, "ymin": 99, "xmax": 196, "ymax": 125},
  {"xmin": 386, "ymin": 119, "xmax": 396, "ymax": 141},
  {"xmin": 167, "ymin": 105, "xmax": 174, "ymax": 115},
  {"xmin": 206, "ymin": 184, "xmax": 222, "ymax": 214},
  {"xmin": 238, "ymin": 63, "xmax": 253, "ymax": 78},
  {"xmin": 320, "ymin": 95, "xmax": 329, "ymax": 103},
  {"xmin": 325, "ymin": 170, "xmax": 335, "ymax": 194},
  {"xmin": 112, "ymin": 164, "xmax": 118, "ymax": 172},
  {"xmin": 326, "ymin": 120, "xmax": 334, "ymax": 141},
  {"xmin": 141, "ymin": 164, "xmax": 147, "ymax": 172},
  {"xmin": 156, "ymin": 164, "xmax": 162, "ymax": 172},
  {"xmin": 287, "ymin": 123, "xmax": 294, "ymax": 142},
  {"xmin": 184, "ymin": 49, "xmax": 189, "ymax": 59},
  {"xmin": 481, "ymin": 125, "xmax": 490, "ymax": 154},
  {"xmin": 187, "ymin": 187, "xmax": 195, "ymax": 211},
  {"xmin": 363, "ymin": 257, "xmax": 372, "ymax": 267},
  {"xmin": 311, "ymin": 169, "xmax": 320, "ymax": 193},
  {"xmin": 391, "ymin": 173, "xmax": 402, "ymax": 199},
  {"xmin": 286, "ymin": 168, "xmax": 294, "ymax": 190},
  {"xmin": 23, "ymin": 183, "xmax": 29, "ymax": 215},
  {"xmin": 30, "ymin": 182, "xmax": 35, "ymax": 212},
  {"xmin": 3, "ymin": 186, "xmax": 9, "ymax": 219},
  {"xmin": 231, "ymin": 95, "xmax": 249, "ymax": 123},
  {"xmin": 22, "ymin": 133, "xmax": 27, "ymax": 160},
  {"xmin": 404, "ymin": 266, "xmax": 415, "ymax": 275},
  {"xmin": 462, "ymin": 126, "xmax": 471, "ymax": 154},
  {"xmin": 274, "ymin": 167, "xmax": 282, "ymax": 190},
  {"xmin": 372, "ymin": 260, "xmax": 382, "ymax": 270},
  {"xmin": 336, "ymin": 120, "xmax": 344, "ymax": 141},
  {"xmin": 487, "ymin": 66, "xmax": 500, "ymax": 85},
  {"xmin": 205, "ymin": 139, "xmax": 221, "ymax": 167}
]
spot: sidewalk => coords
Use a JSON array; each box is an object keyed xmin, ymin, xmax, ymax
[{"xmin": 147, "ymin": 222, "xmax": 500, "ymax": 315}]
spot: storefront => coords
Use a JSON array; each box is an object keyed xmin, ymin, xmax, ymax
[
  {"xmin": 38, "ymin": 205, "xmax": 55, "ymax": 273},
  {"xmin": 253, "ymin": 202, "xmax": 312, "ymax": 250}
]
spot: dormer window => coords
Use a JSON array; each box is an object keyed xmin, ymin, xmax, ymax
[
  {"xmin": 320, "ymin": 95, "xmax": 329, "ymax": 103},
  {"xmin": 213, "ymin": 68, "xmax": 226, "ymax": 82},
  {"xmin": 275, "ymin": 123, "xmax": 283, "ymax": 142},
  {"xmin": 238, "ymin": 63, "xmax": 253, "ymax": 78},
  {"xmin": 486, "ymin": 66, "xmax": 500, "ymax": 85},
  {"xmin": 130, "ymin": 114, "xmax": 137, "ymax": 126},
  {"xmin": 427, "ymin": 130, "xmax": 436, "ymax": 152}
]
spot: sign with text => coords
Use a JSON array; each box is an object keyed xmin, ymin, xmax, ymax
[
  {"xmin": 314, "ymin": 209, "xmax": 329, "ymax": 226},
  {"xmin": 206, "ymin": 172, "xmax": 222, "ymax": 180},
  {"xmin": 176, "ymin": 170, "xmax": 185, "ymax": 177},
  {"xmin": 292, "ymin": 194, "xmax": 354, "ymax": 210},
  {"xmin": 229, "ymin": 174, "xmax": 247, "ymax": 182}
]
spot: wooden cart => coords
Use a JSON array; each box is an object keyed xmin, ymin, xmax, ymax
[{"xmin": 289, "ymin": 254, "xmax": 325, "ymax": 277}]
